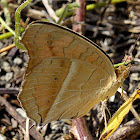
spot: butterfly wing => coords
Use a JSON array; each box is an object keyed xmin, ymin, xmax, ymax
[{"xmin": 18, "ymin": 21, "xmax": 117, "ymax": 124}]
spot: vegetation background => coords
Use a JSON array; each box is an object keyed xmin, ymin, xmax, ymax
[{"xmin": 0, "ymin": 0, "xmax": 140, "ymax": 139}]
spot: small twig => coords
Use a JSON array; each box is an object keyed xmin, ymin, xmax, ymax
[
  {"xmin": 0, "ymin": 96, "xmax": 43, "ymax": 140},
  {"xmin": 0, "ymin": 44, "xmax": 15, "ymax": 53},
  {"xmin": 26, "ymin": 9, "xmax": 45, "ymax": 20},
  {"xmin": 42, "ymin": 10, "xmax": 55, "ymax": 23},
  {"xmin": 114, "ymin": 39, "xmax": 136, "ymax": 49},
  {"xmin": 0, "ymin": 88, "xmax": 19, "ymax": 94},
  {"xmin": 42, "ymin": 0, "xmax": 59, "ymax": 22}
]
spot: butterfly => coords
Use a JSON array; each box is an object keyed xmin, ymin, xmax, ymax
[{"xmin": 18, "ymin": 21, "xmax": 129, "ymax": 125}]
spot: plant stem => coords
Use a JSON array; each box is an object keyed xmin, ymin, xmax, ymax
[
  {"xmin": 56, "ymin": 2, "xmax": 79, "ymax": 17},
  {"xmin": 15, "ymin": 0, "xmax": 32, "ymax": 50},
  {"xmin": 114, "ymin": 62, "xmax": 130, "ymax": 68},
  {"xmin": 57, "ymin": 2, "xmax": 80, "ymax": 24},
  {"xmin": 0, "ymin": 28, "xmax": 25, "ymax": 40},
  {"xmin": 0, "ymin": 17, "xmax": 15, "ymax": 35},
  {"xmin": 72, "ymin": 0, "xmax": 86, "ymax": 34},
  {"xmin": 71, "ymin": 118, "xmax": 93, "ymax": 140},
  {"xmin": 56, "ymin": 0, "xmax": 131, "ymax": 18}
]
